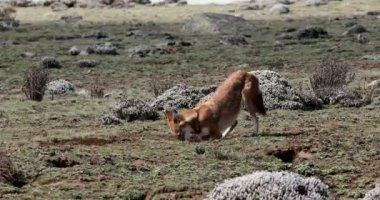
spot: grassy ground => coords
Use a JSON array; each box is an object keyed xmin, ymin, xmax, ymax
[{"xmin": 1, "ymin": 2, "xmax": 380, "ymax": 200}]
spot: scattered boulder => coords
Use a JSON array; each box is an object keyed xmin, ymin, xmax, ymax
[
  {"xmin": 256, "ymin": 0, "xmax": 292, "ymax": 8},
  {"xmin": 127, "ymin": 30, "xmax": 178, "ymax": 40},
  {"xmin": 269, "ymin": 4, "xmax": 290, "ymax": 15},
  {"xmin": 128, "ymin": 44, "xmax": 168, "ymax": 57},
  {"xmin": 305, "ymin": 0, "xmax": 328, "ymax": 7},
  {"xmin": 208, "ymin": 171, "xmax": 331, "ymax": 200},
  {"xmin": 9, "ymin": 0, "xmax": 33, "ymax": 7},
  {"xmin": 54, "ymin": 34, "xmax": 81, "ymax": 40},
  {"xmin": 77, "ymin": 59, "xmax": 97, "ymax": 68},
  {"xmin": 250, "ymin": 70, "xmax": 323, "ymax": 110},
  {"xmin": 50, "ymin": 2, "xmax": 68, "ymax": 11},
  {"xmin": 46, "ymin": 79, "xmax": 75, "ymax": 95},
  {"xmin": 102, "ymin": 99, "xmax": 159, "ymax": 125},
  {"xmin": 82, "ymin": 30, "xmax": 108, "ymax": 39},
  {"xmin": 87, "ymin": 43, "xmax": 118, "ymax": 55},
  {"xmin": 21, "ymin": 52, "xmax": 36, "ymax": 58},
  {"xmin": 41, "ymin": 56, "xmax": 61, "ymax": 69},
  {"xmin": 150, "ymin": 83, "xmax": 217, "ymax": 110},
  {"xmin": 342, "ymin": 24, "xmax": 367, "ymax": 36},
  {"xmin": 367, "ymin": 11, "xmax": 380, "ymax": 16},
  {"xmin": 61, "ymin": 0, "xmax": 76, "ymax": 7},
  {"xmin": 220, "ymin": 35, "xmax": 248, "ymax": 45},
  {"xmin": 355, "ymin": 34, "xmax": 369, "ymax": 44},
  {"xmin": 68, "ymin": 46, "xmax": 80, "ymax": 56},
  {"xmin": 296, "ymin": 26, "xmax": 328, "ymax": 40},
  {"xmin": 362, "ymin": 185, "xmax": 380, "ymax": 200},
  {"xmin": 182, "ymin": 13, "xmax": 254, "ymax": 35},
  {"xmin": 361, "ymin": 54, "xmax": 380, "ymax": 61},
  {"xmin": 239, "ymin": 2, "xmax": 264, "ymax": 11},
  {"xmin": 60, "ymin": 14, "xmax": 82, "ymax": 22}
]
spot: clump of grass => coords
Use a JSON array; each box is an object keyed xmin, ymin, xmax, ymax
[
  {"xmin": 294, "ymin": 161, "xmax": 321, "ymax": 177},
  {"xmin": 150, "ymin": 77, "xmax": 174, "ymax": 97},
  {"xmin": 22, "ymin": 66, "xmax": 49, "ymax": 101}
]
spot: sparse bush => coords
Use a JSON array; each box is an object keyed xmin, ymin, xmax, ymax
[
  {"xmin": 102, "ymin": 99, "xmax": 160, "ymax": 125},
  {"xmin": 90, "ymin": 83, "xmax": 105, "ymax": 98},
  {"xmin": 0, "ymin": 151, "xmax": 26, "ymax": 187},
  {"xmin": 22, "ymin": 66, "xmax": 49, "ymax": 101},
  {"xmin": 310, "ymin": 58, "xmax": 349, "ymax": 92},
  {"xmin": 208, "ymin": 171, "xmax": 331, "ymax": 200},
  {"xmin": 149, "ymin": 77, "xmax": 174, "ymax": 97},
  {"xmin": 0, "ymin": 7, "xmax": 19, "ymax": 31}
]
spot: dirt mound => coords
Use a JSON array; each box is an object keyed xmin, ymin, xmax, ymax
[
  {"xmin": 0, "ymin": 151, "xmax": 26, "ymax": 187},
  {"xmin": 150, "ymin": 83, "xmax": 217, "ymax": 110},
  {"xmin": 250, "ymin": 70, "xmax": 323, "ymax": 110},
  {"xmin": 208, "ymin": 171, "xmax": 331, "ymax": 200},
  {"xmin": 182, "ymin": 13, "xmax": 254, "ymax": 35}
]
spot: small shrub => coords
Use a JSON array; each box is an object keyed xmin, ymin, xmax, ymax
[
  {"xmin": 90, "ymin": 84, "xmax": 105, "ymax": 98},
  {"xmin": 0, "ymin": 7, "xmax": 19, "ymax": 31},
  {"xmin": 150, "ymin": 77, "xmax": 174, "ymax": 97},
  {"xmin": 22, "ymin": 66, "xmax": 49, "ymax": 101},
  {"xmin": 0, "ymin": 151, "xmax": 26, "ymax": 187},
  {"xmin": 101, "ymin": 99, "xmax": 160, "ymax": 125},
  {"xmin": 208, "ymin": 171, "xmax": 331, "ymax": 200},
  {"xmin": 310, "ymin": 58, "xmax": 349, "ymax": 91}
]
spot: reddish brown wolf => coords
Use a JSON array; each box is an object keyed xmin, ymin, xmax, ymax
[{"xmin": 165, "ymin": 70, "xmax": 266, "ymax": 142}]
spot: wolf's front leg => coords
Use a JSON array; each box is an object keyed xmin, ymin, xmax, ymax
[{"xmin": 251, "ymin": 115, "xmax": 259, "ymax": 136}]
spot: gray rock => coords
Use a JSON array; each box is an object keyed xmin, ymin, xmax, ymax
[
  {"xmin": 101, "ymin": 113, "xmax": 121, "ymax": 125},
  {"xmin": 82, "ymin": 30, "xmax": 108, "ymax": 39},
  {"xmin": 87, "ymin": 43, "xmax": 118, "ymax": 55},
  {"xmin": 41, "ymin": 56, "xmax": 61, "ymax": 68},
  {"xmin": 46, "ymin": 79, "xmax": 75, "ymax": 95},
  {"xmin": 355, "ymin": 34, "xmax": 369, "ymax": 44},
  {"xmin": 50, "ymin": 2, "xmax": 68, "ymax": 11},
  {"xmin": 68, "ymin": 46, "xmax": 80, "ymax": 56},
  {"xmin": 305, "ymin": 0, "xmax": 328, "ymax": 7},
  {"xmin": 361, "ymin": 54, "xmax": 380, "ymax": 61},
  {"xmin": 208, "ymin": 171, "xmax": 331, "ymax": 200},
  {"xmin": 77, "ymin": 59, "xmax": 97, "ymax": 68},
  {"xmin": 239, "ymin": 3, "xmax": 264, "ymax": 11},
  {"xmin": 128, "ymin": 44, "xmax": 167, "ymax": 57},
  {"xmin": 220, "ymin": 35, "xmax": 248, "ymax": 45},
  {"xmin": 182, "ymin": 13, "xmax": 254, "ymax": 35},
  {"xmin": 21, "ymin": 52, "xmax": 36, "ymax": 58},
  {"xmin": 362, "ymin": 185, "xmax": 380, "ymax": 200},
  {"xmin": 270, "ymin": 4, "xmax": 290, "ymax": 15},
  {"xmin": 296, "ymin": 26, "xmax": 328, "ymax": 39},
  {"xmin": 342, "ymin": 24, "xmax": 367, "ymax": 36},
  {"xmin": 150, "ymin": 83, "xmax": 217, "ymax": 110},
  {"xmin": 250, "ymin": 70, "xmax": 323, "ymax": 110}
]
